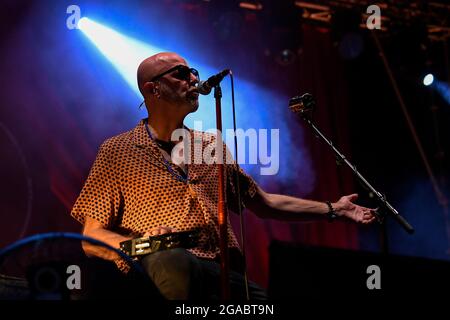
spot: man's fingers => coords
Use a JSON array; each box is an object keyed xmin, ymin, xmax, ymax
[
  {"xmin": 346, "ymin": 193, "xmax": 359, "ymax": 202},
  {"xmin": 363, "ymin": 215, "xmax": 376, "ymax": 224},
  {"xmin": 159, "ymin": 227, "xmax": 177, "ymax": 234},
  {"xmin": 144, "ymin": 226, "xmax": 178, "ymax": 237},
  {"xmin": 143, "ymin": 230, "xmax": 156, "ymax": 237},
  {"xmin": 360, "ymin": 206, "xmax": 376, "ymax": 213}
]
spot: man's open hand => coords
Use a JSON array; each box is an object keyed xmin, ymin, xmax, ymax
[{"xmin": 334, "ymin": 194, "xmax": 377, "ymax": 224}]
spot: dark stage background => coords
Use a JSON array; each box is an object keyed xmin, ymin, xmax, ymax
[{"xmin": 1, "ymin": 0, "xmax": 449, "ymax": 290}]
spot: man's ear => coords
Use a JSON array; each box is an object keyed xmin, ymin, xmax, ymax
[{"xmin": 143, "ymin": 81, "xmax": 157, "ymax": 95}]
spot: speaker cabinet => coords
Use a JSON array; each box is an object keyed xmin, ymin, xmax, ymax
[{"xmin": 268, "ymin": 241, "xmax": 450, "ymax": 300}]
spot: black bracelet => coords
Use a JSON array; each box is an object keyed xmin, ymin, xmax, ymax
[{"xmin": 325, "ymin": 201, "xmax": 337, "ymax": 222}]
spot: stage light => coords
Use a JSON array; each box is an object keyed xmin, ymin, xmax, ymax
[
  {"xmin": 423, "ymin": 73, "xmax": 434, "ymax": 86},
  {"xmin": 78, "ymin": 17, "xmax": 160, "ymax": 95},
  {"xmin": 239, "ymin": 1, "xmax": 263, "ymax": 10},
  {"xmin": 76, "ymin": 17, "xmax": 313, "ymax": 184}
]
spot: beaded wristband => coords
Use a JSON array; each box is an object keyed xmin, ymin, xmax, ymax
[{"xmin": 325, "ymin": 201, "xmax": 337, "ymax": 222}]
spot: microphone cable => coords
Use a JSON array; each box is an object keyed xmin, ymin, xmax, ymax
[{"xmin": 228, "ymin": 71, "xmax": 250, "ymax": 301}]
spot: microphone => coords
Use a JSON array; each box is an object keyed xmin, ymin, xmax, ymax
[
  {"xmin": 197, "ymin": 69, "xmax": 231, "ymax": 95},
  {"xmin": 288, "ymin": 93, "xmax": 315, "ymax": 115}
]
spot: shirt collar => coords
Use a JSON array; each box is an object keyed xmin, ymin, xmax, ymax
[{"xmin": 131, "ymin": 119, "xmax": 157, "ymax": 148}]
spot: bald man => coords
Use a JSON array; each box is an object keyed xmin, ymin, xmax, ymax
[{"xmin": 71, "ymin": 52, "xmax": 376, "ymax": 300}]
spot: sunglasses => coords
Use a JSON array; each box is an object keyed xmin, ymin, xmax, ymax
[{"xmin": 150, "ymin": 64, "xmax": 200, "ymax": 82}]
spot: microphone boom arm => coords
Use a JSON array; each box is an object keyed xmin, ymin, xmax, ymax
[{"xmin": 289, "ymin": 94, "xmax": 414, "ymax": 234}]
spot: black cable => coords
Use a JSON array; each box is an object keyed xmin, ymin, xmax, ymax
[{"xmin": 229, "ymin": 72, "xmax": 250, "ymax": 300}]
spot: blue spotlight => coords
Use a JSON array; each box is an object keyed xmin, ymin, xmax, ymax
[
  {"xmin": 435, "ymin": 81, "xmax": 450, "ymax": 105},
  {"xmin": 76, "ymin": 17, "xmax": 314, "ymax": 185},
  {"xmin": 78, "ymin": 17, "xmax": 161, "ymax": 95},
  {"xmin": 423, "ymin": 73, "xmax": 434, "ymax": 86}
]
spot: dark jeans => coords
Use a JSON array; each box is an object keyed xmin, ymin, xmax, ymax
[{"xmin": 140, "ymin": 248, "xmax": 267, "ymax": 300}]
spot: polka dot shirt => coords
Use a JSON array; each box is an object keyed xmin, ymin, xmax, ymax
[{"xmin": 71, "ymin": 119, "xmax": 257, "ymax": 272}]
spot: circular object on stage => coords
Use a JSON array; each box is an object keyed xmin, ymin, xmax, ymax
[{"xmin": 0, "ymin": 233, "xmax": 155, "ymax": 300}]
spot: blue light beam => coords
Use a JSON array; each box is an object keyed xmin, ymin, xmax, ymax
[
  {"xmin": 76, "ymin": 17, "xmax": 315, "ymax": 187},
  {"xmin": 78, "ymin": 17, "xmax": 160, "ymax": 95},
  {"xmin": 435, "ymin": 81, "xmax": 450, "ymax": 105}
]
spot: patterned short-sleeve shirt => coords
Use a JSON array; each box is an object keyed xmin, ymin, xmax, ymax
[{"xmin": 71, "ymin": 119, "xmax": 257, "ymax": 271}]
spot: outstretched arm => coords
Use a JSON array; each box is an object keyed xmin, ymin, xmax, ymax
[{"xmin": 246, "ymin": 185, "xmax": 376, "ymax": 224}]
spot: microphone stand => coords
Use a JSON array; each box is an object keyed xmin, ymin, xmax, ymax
[
  {"xmin": 289, "ymin": 94, "xmax": 414, "ymax": 235},
  {"xmin": 214, "ymin": 84, "xmax": 230, "ymax": 299}
]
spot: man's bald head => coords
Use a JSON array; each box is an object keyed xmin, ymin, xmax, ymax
[{"xmin": 137, "ymin": 52, "xmax": 187, "ymax": 97}]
